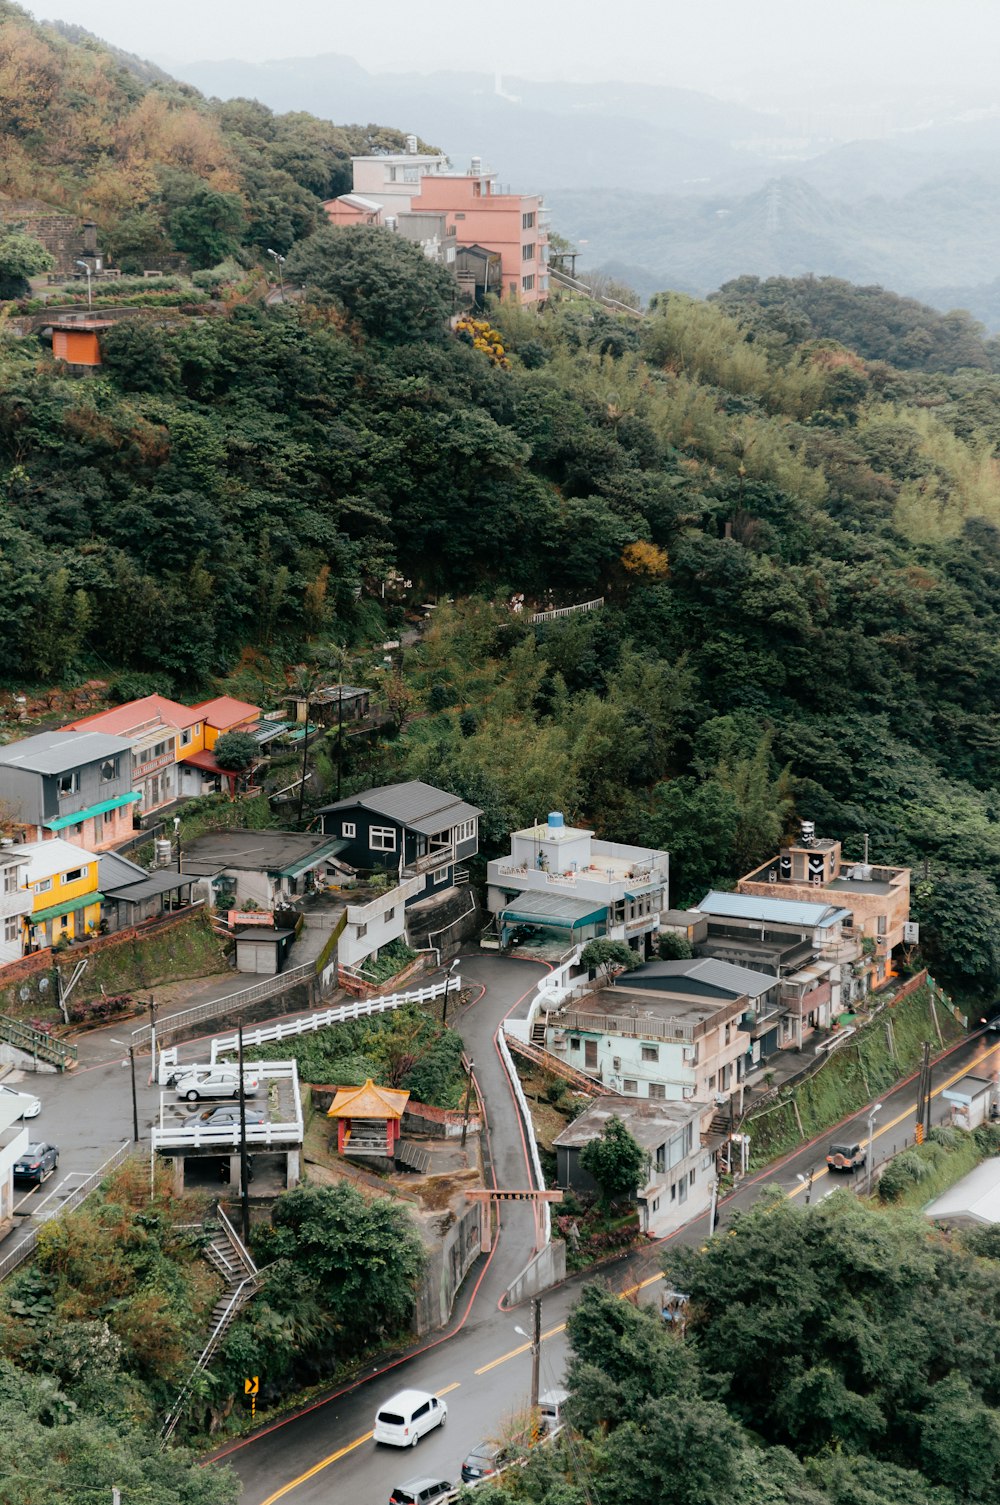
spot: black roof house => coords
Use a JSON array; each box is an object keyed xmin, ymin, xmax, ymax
[{"xmin": 318, "ymin": 781, "xmax": 481, "ymax": 903}]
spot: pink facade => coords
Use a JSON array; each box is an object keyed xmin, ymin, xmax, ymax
[
  {"xmin": 322, "ymin": 194, "xmax": 384, "ymax": 227},
  {"xmin": 410, "ymin": 174, "xmax": 549, "ymax": 306}
]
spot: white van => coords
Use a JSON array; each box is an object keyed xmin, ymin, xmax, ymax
[
  {"xmin": 173, "ymin": 1066, "xmax": 260, "ymax": 1102},
  {"xmin": 374, "ymin": 1389, "xmax": 448, "ymax": 1448}
]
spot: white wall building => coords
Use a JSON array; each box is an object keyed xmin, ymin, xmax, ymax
[
  {"xmin": 0, "ymin": 845, "xmax": 32, "ymax": 964},
  {"xmin": 487, "ymin": 812, "xmax": 669, "ymax": 952},
  {"xmin": 338, "ymin": 873, "xmax": 425, "ymax": 972},
  {"xmin": 0, "ymin": 1094, "xmax": 30, "ymax": 1241}
]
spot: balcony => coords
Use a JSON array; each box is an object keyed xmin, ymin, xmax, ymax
[
  {"xmin": 405, "ymin": 846, "xmax": 454, "ymax": 877},
  {"xmin": 558, "ymin": 1009, "xmax": 695, "ymax": 1043}
]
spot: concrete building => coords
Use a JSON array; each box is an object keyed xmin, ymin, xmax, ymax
[
  {"xmin": 319, "ymin": 781, "xmax": 481, "ymax": 906},
  {"xmin": 0, "ymin": 1093, "xmax": 30, "ymax": 1243},
  {"xmin": 16, "ymin": 837, "xmax": 102, "ymax": 949},
  {"xmin": 487, "ymin": 812, "xmax": 668, "ymax": 953},
  {"xmin": 410, "ymin": 166, "xmax": 548, "ymax": 305},
  {"xmin": 175, "ymin": 829, "xmax": 345, "ymax": 911},
  {"xmin": 67, "ymin": 694, "xmax": 204, "ymax": 815},
  {"xmin": 348, "ymin": 145, "xmax": 452, "ymax": 216},
  {"xmin": 925, "ymin": 1157, "xmax": 1000, "ymax": 1228},
  {"xmin": 545, "ymin": 965, "xmax": 750, "ymax": 1120},
  {"xmin": 97, "ymin": 850, "xmax": 196, "ymax": 932},
  {"xmin": 739, "ymin": 822, "xmax": 911, "ymax": 994},
  {"xmin": 0, "ymin": 845, "xmax": 32, "ymax": 964},
  {"xmin": 552, "ymin": 1095, "xmax": 712, "ymax": 1238},
  {"xmin": 620, "ymin": 956, "xmax": 785, "ymax": 1067},
  {"xmin": 0, "ymin": 729, "xmax": 138, "ymax": 851}
]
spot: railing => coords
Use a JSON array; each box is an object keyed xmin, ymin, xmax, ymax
[
  {"xmin": 405, "ymin": 847, "xmax": 455, "ymax": 876},
  {"xmin": 204, "ymin": 976, "xmax": 460, "ymax": 1062},
  {"xmin": 153, "ymin": 1061, "xmax": 303, "ymax": 1150},
  {"xmin": 548, "ymin": 265, "xmax": 645, "ymax": 318},
  {"xmin": 160, "ymin": 1273, "xmax": 260, "ymax": 1444},
  {"xmin": 131, "ymin": 961, "xmax": 318, "ymax": 1048},
  {"xmin": 504, "ymin": 1029, "xmax": 610, "ymax": 1096},
  {"xmin": 496, "ymin": 1028, "xmax": 550, "ymax": 1246},
  {"xmin": 558, "ymin": 1009, "xmax": 696, "ymax": 1043},
  {"xmin": 0, "ymin": 1014, "xmax": 78, "ymax": 1070},
  {"xmin": 529, "ymin": 597, "xmax": 605, "ymax": 624},
  {"xmin": 0, "ymin": 1139, "xmax": 132, "ymax": 1284}
]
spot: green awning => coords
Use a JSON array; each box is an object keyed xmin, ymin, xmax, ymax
[
  {"xmin": 279, "ymin": 838, "xmax": 349, "ymax": 880},
  {"xmin": 500, "ymin": 890, "xmax": 607, "ymax": 930},
  {"xmin": 30, "ymin": 892, "xmax": 105, "ymax": 925},
  {"xmin": 44, "ymin": 791, "xmax": 142, "ymax": 832}
]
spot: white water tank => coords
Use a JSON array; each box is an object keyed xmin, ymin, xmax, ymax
[{"xmin": 154, "ymin": 838, "xmax": 172, "ymax": 868}]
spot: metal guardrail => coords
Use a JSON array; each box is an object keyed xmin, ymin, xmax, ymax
[
  {"xmin": 131, "ymin": 961, "xmax": 318, "ymax": 1049},
  {"xmin": 0, "ymin": 1014, "xmax": 78, "ymax": 1070},
  {"xmin": 0, "ymin": 1139, "xmax": 132, "ymax": 1284},
  {"xmin": 496, "ymin": 1028, "xmax": 550, "ymax": 1245},
  {"xmin": 161, "ymin": 1272, "xmax": 261, "ymax": 1444},
  {"xmin": 529, "ymin": 597, "xmax": 605, "ymax": 624},
  {"xmin": 207, "ymin": 976, "xmax": 460, "ymax": 1062}
]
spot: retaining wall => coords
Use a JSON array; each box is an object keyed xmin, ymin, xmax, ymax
[{"xmin": 505, "ymin": 1240, "xmax": 567, "ymax": 1307}]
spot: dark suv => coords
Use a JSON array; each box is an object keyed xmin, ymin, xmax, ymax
[
  {"xmin": 461, "ymin": 1442, "xmax": 507, "ymax": 1482},
  {"xmin": 826, "ymin": 1141, "xmax": 866, "ymax": 1173}
]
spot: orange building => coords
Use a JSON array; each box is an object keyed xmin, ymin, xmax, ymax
[
  {"xmin": 50, "ymin": 319, "xmax": 112, "ymax": 367},
  {"xmin": 410, "ymin": 169, "xmax": 548, "ymax": 305},
  {"xmin": 327, "ymin": 1079, "xmax": 409, "ymax": 1158}
]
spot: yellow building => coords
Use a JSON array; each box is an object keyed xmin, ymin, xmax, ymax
[{"xmin": 15, "ymin": 838, "xmax": 102, "ymax": 950}]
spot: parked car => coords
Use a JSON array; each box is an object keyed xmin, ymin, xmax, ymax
[
  {"xmin": 461, "ymin": 1442, "xmax": 507, "ymax": 1483},
  {"xmin": 0, "ymin": 1084, "xmax": 41, "ymax": 1119},
  {"xmin": 826, "ymin": 1141, "xmax": 866, "ymax": 1173},
  {"xmin": 173, "ymin": 1066, "xmax": 260, "ymax": 1102},
  {"xmin": 13, "ymin": 1142, "xmax": 58, "ymax": 1185},
  {"xmin": 374, "ymin": 1389, "xmax": 448, "ymax": 1447},
  {"xmin": 199, "ymin": 1106, "xmax": 267, "ymax": 1128},
  {"xmin": 389, "ymin": 1478, "xmax": 452, "ymax": 1505}
]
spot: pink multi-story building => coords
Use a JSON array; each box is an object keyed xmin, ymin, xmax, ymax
[
  {"xmin": 323, "ymin": 139, "xmax": 549, "ymax": 307},
  {"xmin": 410, "ymin": 168, "xmax": 549, "ymax": 306}
]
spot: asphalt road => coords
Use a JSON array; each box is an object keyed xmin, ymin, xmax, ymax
[{"xmin": 5, "ymin": 959, "xmax": 999, "ymax": 1505}]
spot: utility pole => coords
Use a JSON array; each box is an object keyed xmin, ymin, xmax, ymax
[
  {"xmin": 530, "ymin": 1296, "xmax": 541, "ymax": 1412},
  {"xmin": 461, "ymin": 1059, "xmax": 475, "ymax": 1149},
  {"xmin": 174, "ymin": 814, "xmax": 182, "ymax": 874},
  {"xmin": 708, "ymin": 1178, "xmax": 719, "ymax": 1236},
  {"xmin": 865, "ymin": 1102, "xmax": 883, "ymax": 1198},
  {"xmin": 336, "ymin": 684, "xmax": 344, "ymax": 802},
  {"xmin": 148, "ymin": 995, "xmax": 158, "ymax": 1085},
  {"xmin": 915, "ymin": 1040, "xmax": 931, "ymax": 1144},
  {"xmin": 442, "ymin": 958, "xmax": 460, "ymax": 1028},
  {"xmin": 237, "ymin": 1024, "xmax": 250, "ymax": 1245},
  {"xmin": 128, "ymin": 1044, "xmax": 139, "ymax": 1143}
]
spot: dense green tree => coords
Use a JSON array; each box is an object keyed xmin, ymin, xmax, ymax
[
  {"xmin": 287, "ymin": 224, "xmax": 458, "ymax": 343},
  {"xmin": 579, "ymin": 1115, "xmax": 648, "ymax": 1207},
  {"xmin": 0, "ymin": 228, "xmax": 53, "ymax": 297}
]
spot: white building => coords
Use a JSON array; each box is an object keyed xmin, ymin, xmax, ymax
[
  {"xmin": 350, "ymin": 145, "xmax": 452, "ymax": 214},
  {"xmin": 487, "ymin": 812, "xmax": 669, "ymax": 953},
  {"xmin": 338, "ymin": 872, "xmax": 425, "ymax": 973},
  {"xmin": 0, "ymin": 1093, "xmax": 30, "ymax": 1242},
  {"xmin": 0, "ymin": 845, "xmax": 32, "ymax": 964}
]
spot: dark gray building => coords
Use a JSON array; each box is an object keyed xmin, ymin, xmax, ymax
[
  {"xmin": 0, "ymin": 729, "xmax": 137, "ymax": 851},
  {"xmin": 318, "ymin": 781, "xmax": 481, "ymax": 906}
]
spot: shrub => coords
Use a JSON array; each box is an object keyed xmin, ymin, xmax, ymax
[
  {"xmin": 67, "ymin": 994, "xmax": 134, "ymax": 1025},
  {"xmin": 877, "ymin": 1148, "xmax": 931, "ymax": 1202},
  {"xmin": 658, "ymin": 931, "xmax": 694, "ymax": 961}
]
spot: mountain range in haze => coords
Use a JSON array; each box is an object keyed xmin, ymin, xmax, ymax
[{"xmin": 172, "ymin": 51, "xmax": 1000, "ymax": 326}]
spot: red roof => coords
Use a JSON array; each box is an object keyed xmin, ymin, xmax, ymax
[
  {"xmin": 181, "ymin": 748, "xmax": 238, "ymax": 779},
  {"xmin": 190, "ymin": 696, "xmax": 261, "ymax": 730},
  {"xmin": 66, "ymin": 694, "xmax": 204, "ymax": 736}
]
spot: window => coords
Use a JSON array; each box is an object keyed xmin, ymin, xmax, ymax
[
  {"xmin": 180, "ymin": 727, "xmax": 194, "ymax": 746},
  {"xmin": 3, "ymin": 914, "xmax": 18, "ymax": 943},
  {"xmin": 455, "ymin": 818, "xmax": 476, "ymax": 842},
  {"xmin": 92, "ymin": 812, "xmax": 103, "ymax": 840},
  {"xmin": 522, "ymin": 274, "xmax": 535, "ymax": 292},
  {"xmin": 370, "ymin": 826, "xmax": 397, "ymax": 852},
  {"xmin": 649, "ymin": 1082, "xmax": 666, "ymax": 1100},
  {"xmin": 342, "ymin": 822, "xmax": 356, "ymax": 838},
  {"xmin": 355, "ymin": 922, "xmax": 368, "ymax": 939},
  {"xmin": 522, "ymin": 242, "xmax": 535, "ymax": 261},
  {"xmin": 62, "ymin": 868, "xmax": 84, "ymax": 885},
  {"xmin": 3, "ymin": 868, "xmax": 17, "ymax": 895},
  {"xmin": 402, "ymin": 167, "xmax": 419, "ymax": 183},
  {"xmin": 655, "ymin": 1145, "xmax": 666, "ymax": 1173},
  {"xmin": 724, "ymin": 1022, "xmax": 731, "ymax": 1045},
  {"xmin": 34, "ymin": 878, "xmax": 52, "ymax": 894},
  {"xmin": 569, "ymin": 1037, "xmax": 580, "ymax": 1051},
  {"xmin": 641, "ymin": 1044, "xmax": 658, "ymax": 1062},
  {"xmin": 100, "ymin": 757, "xmax": 119, "ymax": 782},
  {"xmin": 689, "ymin": 1169, "xmax": 696, "ymax": 1186},
  {"xmin": 677, "ymin": 1176, "xmax": 688, "ymax": 1204},
  {"xmin": 708, "ymin": 1074, "xmax": 717, "ymax": 1092},
  {"xmin": 57, "ymin": 771, "xmax": 79, "ymax": 798},
  {"xmin": 454, "ymin": 212, "xmax": 466, "ymax": 220},
  {"xmin": 623, "ymin": 1078, "xmax": 638, "ymax": 1094},
  {"xmin": 670, "ymin": 1182, "xmax": 677, "ymax": 1202},
  {"xmin": 384, "ymin": 906, "xmax": 395, "ymax": 923},
  {"xmin": 877, "ymin": 914, "xmax": 887, "ymax": 936},
  {"xmin": 522, "ymin": 210, "xmax": 535, "ymax": 230}
]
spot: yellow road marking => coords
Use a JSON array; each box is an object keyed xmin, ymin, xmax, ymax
[
  {"xmin": 258, "ymin": 1430, "xmax": 372, "ymax": 1505},
  {"xmin": 474, "ymin": 1324, "xmax": 566, "ymax": 1375},
  {"xmin": 788, "ymin": 1039, "xmax": 1000, "ymax": 1198},
  {"xmin": 436, "ymin": 1382, "xmax": 461, "ymax": 1397}
]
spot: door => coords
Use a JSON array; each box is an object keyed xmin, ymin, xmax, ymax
[{"xmin": 584, "ymin": 1040, "xmax": 597, "ymax": 1070}]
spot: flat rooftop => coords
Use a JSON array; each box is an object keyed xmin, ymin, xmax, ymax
[
  {"xmin": 567, "ymin": 986, "xmax": 742, "ymax": 1035},
  {"xmin": 826, "ymin": 875, "xmax": 897, "ymax": 897},
  {"xmin": 179, "ymin": 829, "xmax": 344, "ymax": 877},
  {"xmin": 553, "ymin": 1094, "xmax": 705, "ymax": 1152}
]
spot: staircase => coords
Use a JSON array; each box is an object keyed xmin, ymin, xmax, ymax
[
  {"xmin": 0, "ymin": 1014, "xmax": 77, "ymax": 1070},
  {"xmin": 530, "ymin": 1019, "xmax": 546, "ymax": 1047},
  {"xmin": 160, "ymin": 1206, "xmax": 261, "ymax": 1445}
]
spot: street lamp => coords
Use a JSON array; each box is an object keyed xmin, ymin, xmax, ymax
[
  {"xmin": 75, "ymin": 259, "xmax": 92, "ymax": 309},
  {"xmin": 865, "ymin": 1102, "xmax": 883, "ymax": 1197},
  {"xmin": 796, "ymin": 1167, "xmax": 815, "ymax": 1205},
  {"xmin": 442, "ymin": 957, "xmax": 461, "ymax": 1028},
  {"xmin": 266, "ymin": 248, "xmax": 286, "ymax": 300},
  {"xmin": 461, "ymin": 1058, "xmax": 475, "ymax": 1149}
]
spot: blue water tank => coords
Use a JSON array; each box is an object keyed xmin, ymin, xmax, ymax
[{"xmin": 547, "ymin": 811, "xmax": 564, "ymax": 829}]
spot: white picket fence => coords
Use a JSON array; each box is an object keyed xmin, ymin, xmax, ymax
[{"xmin": 204, "ymin": 976, "xmax": 461, "ymax": 1063}]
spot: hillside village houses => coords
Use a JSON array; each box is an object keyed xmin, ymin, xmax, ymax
[{"xmin": 323, "ymin": 138, "xmax": 549, "ymax": 306}]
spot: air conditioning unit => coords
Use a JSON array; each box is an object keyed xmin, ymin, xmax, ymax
[{"xmin": 612, "ymin": 1057, "xmax": 621, "ymax": 1072}]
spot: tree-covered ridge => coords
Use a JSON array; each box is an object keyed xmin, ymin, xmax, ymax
[
  {"xmin": 477, "ymin": 1193, "xmax": 1000, "ymax": 1505},
  {"xmin": 0, "ymin": 0, "xmax": 427, "ymax": 268}
]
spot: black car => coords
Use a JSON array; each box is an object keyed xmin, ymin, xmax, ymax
[
  {"xmin": 389, "ymin": 1478, "xmax": 452, "ymax": 1505},
  {"xmin": 199, "ymin": 1106, "xmax": 266, "ymax": 1128},
  {"xmin": 461, "ymin": 1443, "xmax": 507, "ymax": 1483},
  {"xmin": 13, "ymin": 1141, "xmax": 59, "ymax": 1186}
]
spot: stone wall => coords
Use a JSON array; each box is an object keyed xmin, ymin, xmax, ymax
[
  {"xmin": 0, "ymin": 201, "xmax": 87, "ymax": 276},
  {"xmin": 414, "ymin": 1200, "xmax": 483, "ymax": 1334}
]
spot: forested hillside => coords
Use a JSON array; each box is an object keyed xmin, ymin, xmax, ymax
[{"xmin": 0, "ymin": 0, "xmax": 424, "ymax": 267}]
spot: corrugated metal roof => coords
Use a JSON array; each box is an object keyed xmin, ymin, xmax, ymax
[
  {"xmin": 499, "ymin": 890, "xmax": 607, "ymax": 927},
  {"xmin": 97, "ymin": 851, "xmax": 148, "ymax": 890},
  {"xmin": 320, "ymin": 780, "xmax": 482, "ymax": 829},
  {"xmin": 0, "ymin": 728, "xmax": 133, "ymax": 775},
  {"xmin": 925, "ymin": 1158, "xmax": 1000, "ymax": 1225},
  {"xmin": 698, "ymin": 890, "xmax": 849, "ymax": 928},
  {"xmin": 621, "ymin": 957, "xmax": 777, "ymax": 999},
  {"xmin": 103, "ymin": 871, "xmax": 197, "ymax": 902}
]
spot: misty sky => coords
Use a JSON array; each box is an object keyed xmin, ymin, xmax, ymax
[{"xmin": 31, "ymin": 0, "xmax": 1000, "ymax": 107}]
